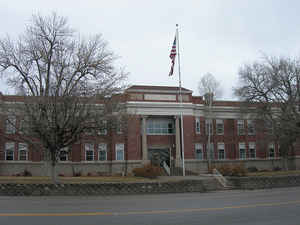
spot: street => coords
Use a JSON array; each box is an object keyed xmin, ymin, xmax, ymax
[{"xmin": 0, "ymin": 187, "xmax": 300, "ymax": 225}]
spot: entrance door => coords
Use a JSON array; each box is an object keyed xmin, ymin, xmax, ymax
[{"xmin": 148, "ymin": 148, "xmax": 170, "ymax": 167}]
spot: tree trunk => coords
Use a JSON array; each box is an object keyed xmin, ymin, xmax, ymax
[
  {"xmin": 282, "ymin": 156, "xmax": 289, "ymax": 171},
  {"xmin": 51, "ymin": 163, "xmax": 57, "ymax": 184}
]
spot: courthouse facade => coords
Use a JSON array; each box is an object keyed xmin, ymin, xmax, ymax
[{"xmin": 0, "ymin": 85, "xmax": 299, "ymax": 176}]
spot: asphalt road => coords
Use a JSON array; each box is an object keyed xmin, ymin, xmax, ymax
[{"xmin": 0, "ymin": 187, "xmax": 300, "ymax": 225}]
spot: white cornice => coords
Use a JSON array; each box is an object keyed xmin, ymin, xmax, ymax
[{"xmin": 126, "ymin": 89, "xmax": 192, "ymax": 94}]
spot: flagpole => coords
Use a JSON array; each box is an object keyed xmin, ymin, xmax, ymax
[{"xmin": 176, "ymin": 24, "xmax": 185, "ymax": 176}]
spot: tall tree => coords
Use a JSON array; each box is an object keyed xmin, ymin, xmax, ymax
[
  {"xmin": 234, "ymin": 56, "xmax": 300, "ymax": 169},
  {"xmin": 198, "ymin": 73, "xmax": 222, "ymax": 169},
  {"xmin": 0, "ymin": 13, "xmax": 127, "ymax": 181}
]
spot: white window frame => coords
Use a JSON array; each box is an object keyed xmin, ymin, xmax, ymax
[
  {"xmin": 247, "ymin": 120, "xmax": 255, "ymax": 135},
  {"xmin": 195, "ymin": 117, "xmax": 201, "ymax": 134},
  {"xmin": 115, "ymin": 143, "xmax": 124, "ymax": 161},
  {"xmin": 98, "ymin": 143, "xmax": 107, "ymax": 161},
  {"xmin": 269, "ymin": 143, "xmax": 275, "ymax": 158},
  {"xmin": 98, "ymin": 120, "xmax": 107, "ymax": 135},
  {"xmin": 116, "ymin": 120, "xmax": 123, "ymax": 134},
  {"xmin": 249, "ymin": 142, "xmax": 256, "ymax": 159},
  {"xmin": 237, "ymin": 120, "xmax": 245, "ymax": 135},
  {"xmin": 217, "ymin": 143, "xmax": 225, "ymax": 160},
  {"xmin": 5, "ymin": 142, "xmax": 15, "ymax": 161},
  {"xmin": 239, "ymin": 143, "xmax": 246, "ymax": 159},
  {"xmin": 146, "ymin": 118, "xmax": 175, "ymax": 135},
  {"xmin": 85, "ymin": 143, "xmax": 94, "ymax": 161},
  {"xmin": 18, "ymin": 143, "xmax": 28, "ymax": 161},
  {"xmin": 216, "ymin": 119, "xmax": 224, "ymax": 135},
  {"xmin": 59, "ymin": 147, "xmax": 69, "ymax": 161},
  {"xmin": 195, "ymin": 143, "xmax": 203, "ymax": 160},
  {"xmin": 5, "ymin": 116, "xmax": 16, "ymax": 134}
]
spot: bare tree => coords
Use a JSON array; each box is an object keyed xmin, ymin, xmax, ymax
[
  {"xmin": 234, "ymin": 55, "xmax": 300, "ymax": 170},
  {"xmin": 0, "ymin": 13, "xmax": 127, "ymax": 182},
  {"xmin": 198, "ymin": 73, "xmax": 222, "ymax": 170}
]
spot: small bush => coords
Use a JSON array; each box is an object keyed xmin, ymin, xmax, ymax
[
  {"xmin": 217, "ymin": 164, "xmax": 233, "ymax": 176},
  {"xmin": 247, "ymin": 166, "xmax": 258, "ymax": 173},
  {"xmin": 23, "ymin": 169, "xmax": 32, "ymax": 177},
  {"xmin": 132, "ymin": 164, "xmax": 163, "ymax": 179},
  {"xmin": 231, "ymin": 164, "xmax": 247, "ymax": 177},
  {"xmin": 74, "ymin": 171, "xmax": 81, "ymax": 177},
  {"xmin": 216, "ymin": 163, "xmax": 247, "ymax": 177}
]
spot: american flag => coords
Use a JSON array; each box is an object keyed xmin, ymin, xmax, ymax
[{"xmin": 169, "ymin": 36, "xmax": 177, "ymax": 76}]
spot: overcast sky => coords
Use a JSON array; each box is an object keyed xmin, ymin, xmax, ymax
[{"xmin": 1, "ymin": 0, "xmax": 300, "ymax": 99}]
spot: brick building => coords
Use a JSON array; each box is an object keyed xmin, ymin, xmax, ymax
[{"xmin": 0, "ymin": 85, "xmax": 299, "ymax": 176}]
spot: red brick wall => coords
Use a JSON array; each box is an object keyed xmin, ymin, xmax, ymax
[
  {"xmin": 126, "ymin": 116, "xmax": 141, "ymax": 160},
  {"xmin": 182, "ymin": 116, "xmax": 195, "ymax": 159}
]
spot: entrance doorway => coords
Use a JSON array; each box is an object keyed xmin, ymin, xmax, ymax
[{"xmin": 148, "ymin": 148, "xmax": 170, "ymax": 167}]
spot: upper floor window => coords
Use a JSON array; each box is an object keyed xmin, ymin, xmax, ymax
[
  {"xmin": 116, "ymin": 122, "xmax": 123, "ymax": 134},
  {"xmin": 247, "ymin": 120, "xmax": 255, "ymax": 135},
  {"xmin": 249, "ymin": 142, "xmax": 256, "ymax": 159},
  {"xmin": 205, "ymin": 119, "xmax": 213, "ymax": 135},
  {"xmin": 216, "ymin": 119, "xmax": 224, "ymax": 135},
  {"xmin": 5, "ymin": 142, "xmax": 15, "ymax": 160},
  {"xmin": 146, "ymin": 118, "xmax": 174, "ymax": 135},
  {"xmin": 19, "ymin": 143, "xmax": 28, "ymax": 161},
  {"xmin": 217, "ymin": 143, "xmax": 225, "ymax": 160},
  {"xmin": 239, "ymin": 143, "xmax": 246, "ymax": 159},
  {"xmin": 85, "ymin": 143, "xmax": 94, "ymax": 161},
  {"xmin": 265, "ymin": 120, "xmax": 274, "ymax": 135},
  {"xmin": 98, "ymin": 120, "xmax": 107, "ymax": 135},
  {"xmin": 98, "ymin": 143, "xmax": 107, "ymax": 161},
  {"xmin": 19, "ymin": 118, "xmax": 29, "ymax": 135},
  {"xmin": 195, "ymin": 117, "xmax": 201, "ymax": 134},
  {"xmin": 237, "ymin": 120, "xmax": 245, "ymax": 135},
  {"xmin": 195, "ymin": 143, "xmax": 203, "ymax": 160},
  {"xmin": 116, "ymin": 143, "xmax": 124, "ymax": 160},
  {"xmin": 5, "ymin": 116, "xmax": 16, "ymax": 134}
]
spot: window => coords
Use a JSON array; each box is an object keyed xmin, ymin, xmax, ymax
[
  {"xmin": 98, "ymin": 143, "xmax": 107, "ymax": 161},
  {"xmin": 237, "ymin": 120, "xmax": 245, "ymax": 135},
  {"xmin": 116, "ymin": 143, "xmax": 124, "ymax": 160},
  {"xmin": 247, "ymin": 120, "xmax": 255, "ymax": 135},
  {"xmin": 5, "ymin": 142, "xmax": 14, "ymax": 160},
  {"xmin": 265, "ymin": 120, "xmax": 274, "ymax": 135},
  {"xmin": 216, "ymin": 119, "xmax": 224, "ymax": 135},
  {"xmin": 5, "ymin": 116, "xmax": 16, "ymax": 134},
  {"xmin": 59, "ymin": 147, "xmax": 68, "ymax": 161},
  {"xmin": 239, "ymin": 143, "xmax": 246, "ymax": 159},
  {"xmin": 146, "ymin": 118, "xmax": 175, "ymax": 134},
  {"xmin": 269, "ymin": 143, "xmax": 275, "ymax": 158},
  {"xmin": 116, "ymin": 122, "xmax": 122, "ymax": 134},
  {"xmin": 19, "ymin": 118, "xmax": 29, "ymax": 134},
  {"xmin": 85, "ymin": 143, "xmax": 94, "ymax": 161},
  {"xmin": 217, "ymin": 143, "xmax": 225, "ymax": 160},
  {"xmin": 195, "ymin": 117, "xmax": 201, "ymax": 134},
  {"xmin": 205, "ymin": 119, "xmax": 213, "ymax": 135},
  {"xmin": 98, "ymin": 120, "xmax": 107, "ymax": 135},
  {"xmin": 249, "ymin": 142, "xmax": 256, "ymax": 159},
  {"xmin": 18, "ymin": 143, "xmax": 28, "ymax": 161},
  {"xmin": 195, "ymin": 143, "xmax": 203, "ymax": 160}
]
